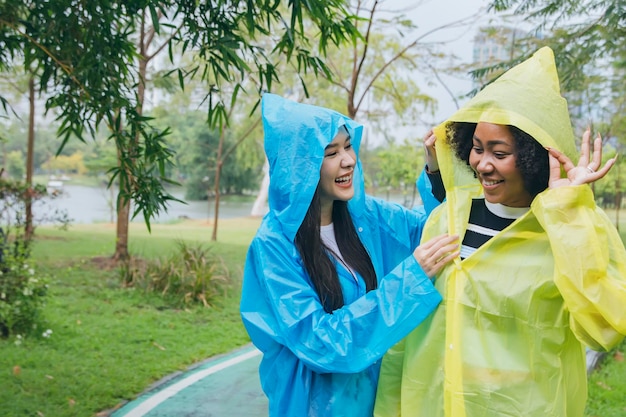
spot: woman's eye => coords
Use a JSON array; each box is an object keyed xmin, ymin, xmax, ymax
[
  {"xmin": 325, "ymin": 151, "xmax": 337, "ymax": 158},
  {"xmin": 495, "ymin": 153, "xmax": 508, "ymax": 159},
  {"xmin": 345, "ymin": 144, "xmax": 352, "ymax": 150},
  {"xmin": 472, "ymin": 147, "xmax": 483, "ymax": 153}
]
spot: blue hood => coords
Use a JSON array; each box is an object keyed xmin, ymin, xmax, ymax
[{"xmin": 262, "ymin": 93, "xmax": 366, "ymax": 241}]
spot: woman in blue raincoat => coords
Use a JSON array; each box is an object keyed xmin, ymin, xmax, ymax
[
  {"xmin": 240, "ymin": 93, "xmax": 459, "ymax": 416},
  {"xmin": 374, "ymin": 47, "xmax": 626, "ymax": 417}
]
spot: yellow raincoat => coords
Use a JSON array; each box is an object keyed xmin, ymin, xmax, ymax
[{"xmin": 374, "ymin": 47, "xmax": 626, "ymax": 417}]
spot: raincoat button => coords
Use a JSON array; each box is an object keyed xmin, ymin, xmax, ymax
[{"xmin": 358, "ymin": 227, "xmax": 363, "ymax": 232}]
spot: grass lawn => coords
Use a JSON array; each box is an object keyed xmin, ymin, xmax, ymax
[
  {"xmin": 0, "ymin": 216, "xmax": 625, "ymax": 416},
  {"xmin": 0, "ymin": 217, "xmax": 261, "ymax": 417},
  {"xmin": 587, "ymin": 342, "xmax": 626, "ymax": 417}
]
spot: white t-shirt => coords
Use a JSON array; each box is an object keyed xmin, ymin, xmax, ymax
[{"xmin": 320, "ymin": 223, "xmax": 357, "ymax": 281}]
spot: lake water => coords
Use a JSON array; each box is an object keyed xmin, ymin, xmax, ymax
[
  {"xmin": 41, "ymin": 184, "xmax": 258, "ymax": 224},
  {"xmin": 38, "ymin": 184, "xmax": 413, "ymax": 225}
]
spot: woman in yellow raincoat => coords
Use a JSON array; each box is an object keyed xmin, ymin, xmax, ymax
[{"xmin": 374, "ymin": 46, "xmax": 626, "ymax": 417}]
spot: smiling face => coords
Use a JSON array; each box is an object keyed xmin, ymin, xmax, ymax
[
  {"xmin": 469, "ymin": 122, "xmax": 533, "ymax": 208},
  {"xmin": 318, "ymin": 127, "xmax": 356, "ymax": 225}
]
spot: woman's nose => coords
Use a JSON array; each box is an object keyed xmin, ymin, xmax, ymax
[
  {"xmin": 341, "ymin": 152, "xmax": 355, "ymax": 168},
  {"xmin": 476, "ymin": 155, "xmax": 493, "ymax": 173}
]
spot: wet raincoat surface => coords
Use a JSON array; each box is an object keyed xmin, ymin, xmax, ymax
[
  {"xmin": 240, "ymin": 94, "xmax": 442, "ymax": 417},
  {"xmin": 374, "ymin": 47, "xmax": 626, "ymax": 417}
]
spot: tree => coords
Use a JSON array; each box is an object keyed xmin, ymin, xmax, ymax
[
  {"xmin": 1, "ymin": 1, "xmax": 179, "ymax": 261},
  {"xmin": 1, "ymin": 0, "xmax": 360, "ymax": 259},
  {"xmin": 210, "ymin": 112, "xmax": 261, "ymax": 241},
  {"xmin": 372, "ymin": 139, "xmax": 423, "ymax": 205},
  {"xmin": 300, "ymin": 1, "xmax": 483, "ymax": 133},
  {"xmin": 486, "ymin": 0, "xmax": 626, "ymax": 90},
  {"xmin": 109, "ymin": 5, "xmax": 183, "ymax": 261},
  {"xmin": 248, "ymin": 0, "xmax": 484, "ymax": 214},
  {"xmin": 0, "ymin": 57, "xmax": 42, "ymax": 242},
  {"xmin": 150, "ymin": 106, "xmax": 262, "ymax": 200},
  {"xmin": 4, "ymin": 150, "xmax": 24, "ymax": 179},
  {"xmin": 591, "ymin": 52, "xmax": 626, "ymax": 227}
]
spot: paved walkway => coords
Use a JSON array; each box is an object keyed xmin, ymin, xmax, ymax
[
  {"xmin": 109, "ymin": 343, "xmax": 606, "ymax": 416},
  {"xmin": 111, "ymin": 344, "xmax": 267, "ymax": 417}
]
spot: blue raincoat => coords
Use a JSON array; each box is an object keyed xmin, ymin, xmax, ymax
[{"xmin": 240, "ymin": 94, "xmax": 442, "ymax": 416}]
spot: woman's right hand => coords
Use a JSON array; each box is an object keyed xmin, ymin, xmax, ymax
[
  {"xmin": 413, "ymin": 234, "xmax": 459, "ymax": 278},
  {"xmin": 424, "ymin": 129, "xmax": 439, "ymax": 173}
]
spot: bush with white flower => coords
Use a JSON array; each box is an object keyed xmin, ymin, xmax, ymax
[
  {"xmin": 0, "ymin": 178, "xmax": 66, "ymax": 338},
  {"xmin": 0, "ymin": 258, "xmax": 50, "ymax": 337}
]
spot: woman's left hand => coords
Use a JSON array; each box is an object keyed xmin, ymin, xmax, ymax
[
  {"xmin": 413, "ymin": 234, "xmax": 459, "ymax": 279},
  {"xmin": 547, "ymin": 127, "xmax": 617, "ymax": 188}
]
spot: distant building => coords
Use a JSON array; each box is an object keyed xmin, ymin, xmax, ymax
[
  {"xmin": 471, "ymin": 26, "xmax": 542, "ymax": 89},
  {"xmin": 472, "ymin": 26, "xmax": 528, "ymax": 67}
]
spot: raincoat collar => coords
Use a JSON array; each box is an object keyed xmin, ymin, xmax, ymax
[
  {"xmin": 433, "ymin": 46, "xmax": 578, "ymax": 192},
  {"xmin": 262, "ymin": 93, "xmax": 366, "ymax": 241}
]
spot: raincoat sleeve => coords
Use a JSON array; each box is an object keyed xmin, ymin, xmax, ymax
[
  {"xmin": 241, "ymin": 230, "xmax": 442, "ymax": 375},
  {"xmin": 417, "ymin": 169, "xmax": 445, "ymax": 215},
  {"xmin": 532, "ymin": 185, "xmax": 626, "ymax": 351}
]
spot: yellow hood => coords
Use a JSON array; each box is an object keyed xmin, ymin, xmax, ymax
[{"xmin": 434, "ymin": 46, "xmax": 578, "ymax": 191}]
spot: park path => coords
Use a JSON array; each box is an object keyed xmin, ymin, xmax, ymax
[
  {"xmin": 108, "ymin": 341, "xmax": 605, "ymax": 416},
  {"xmin": 110, "ymin": 344, "xmax": 267, "ymax": 417}
]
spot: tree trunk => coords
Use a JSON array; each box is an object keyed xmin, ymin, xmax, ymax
[
  {"xmin": 25, "ymin": 76, "xmax": 35, "ymax": 242},
  {"xmin": 112, "ymin": 108, "xmax": 131, "ymax": 261},
  {"xmin": 211, "ymin": 125, "xmax": 225, "ymax": 241},
  {"xmin": 114, "ymin": 196, "xmax": 131, "ymax": 261},
  {"xmin": 113, "ymin": 29, "xmax": 148, "ymax": 261}
]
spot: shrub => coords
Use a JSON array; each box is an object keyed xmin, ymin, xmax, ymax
[
  {"xmin": 0, "ymin": 178, "xmax": 67, "ymax": 337},
  {"xmin": 120, "ymin": 240, "xmax": 231, "ymax": 308},
  {"xmin": 0, "ymin": 255, "xmax": 49, "ymax": 337}
]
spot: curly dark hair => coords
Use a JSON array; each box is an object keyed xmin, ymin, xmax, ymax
[{"xmin": 446, "ymin": 122, "xmax": 550, "ymax": 198}]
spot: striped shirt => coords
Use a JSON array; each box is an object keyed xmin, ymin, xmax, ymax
[{"xmin": 460, "ymin": 199, "xmax": 529, "ymax": 259}]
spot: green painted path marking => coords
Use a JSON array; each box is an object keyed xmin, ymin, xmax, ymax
[{"xmin": 112, "ymin": 344, "xmax": 267, "ymax": 416}]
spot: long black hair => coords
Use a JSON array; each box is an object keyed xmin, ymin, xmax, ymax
[
  {"xmin": 295, "ymin": 188, "xmax": 377, "ymax": 313},
  {"xmin": 446, "ymin": 122, "xmax": 550, "ymax": 198}
]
